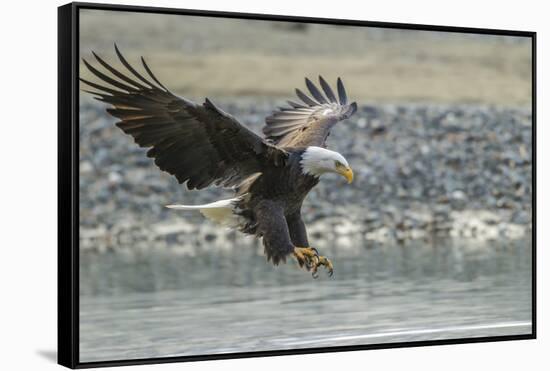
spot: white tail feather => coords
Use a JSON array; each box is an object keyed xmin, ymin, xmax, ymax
[{"xmin": 166, "ymin": 197, "xmax": 242, "ymax": 228}]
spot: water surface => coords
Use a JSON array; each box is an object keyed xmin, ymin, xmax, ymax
[{"xmin": 79, "ymin": 238, "xmax": 532, "ymax": 362}]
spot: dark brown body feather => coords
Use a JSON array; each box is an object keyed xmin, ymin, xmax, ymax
[
  {"xmin": 235, "ymin": 151, "xmax": 319, "ymax": 263},
  {"xmin": 81, "ymin": 46, "xmax": 355, "ymax": 265}
]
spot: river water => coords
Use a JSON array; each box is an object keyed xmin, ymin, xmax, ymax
[{"xmin": 79, "ymin": 237, "xmax": 532, "ymax": 362}]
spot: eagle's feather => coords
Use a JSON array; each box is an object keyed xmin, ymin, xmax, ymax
[
  {"xmin": 80, "ymin": 44, "xmax": 288, "ymax": 190},
  {"xmin": 263, "ymin": 76, "xmax": 357, "ymax": 148}
]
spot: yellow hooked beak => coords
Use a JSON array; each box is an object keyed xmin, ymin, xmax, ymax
[{"xmin": 337, "ymin": 166, "xmax": 354, "ymax": 184}]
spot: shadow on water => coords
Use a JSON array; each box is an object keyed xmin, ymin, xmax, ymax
[{"xmin": 79, "ymin": 237, "xmax": 532, "ymax": 362}]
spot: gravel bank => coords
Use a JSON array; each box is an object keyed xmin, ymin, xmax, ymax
[{"xmin": 79, "ymin": 100, "xmax": 532, "ymax": 253}]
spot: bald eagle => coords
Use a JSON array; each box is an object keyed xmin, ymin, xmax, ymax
[{"xmin": 81, "ymin": 45, "xmax": 358, "ymax": 278}]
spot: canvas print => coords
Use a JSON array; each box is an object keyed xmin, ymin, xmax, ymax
[{"xmin": 77, "ymin": 8, "xmax": 533, "ymax": 364}]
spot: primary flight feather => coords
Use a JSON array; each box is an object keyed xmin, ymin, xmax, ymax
[{"xmin": 81, "ymin": 45, "xmax": 358, "ymax": 278}]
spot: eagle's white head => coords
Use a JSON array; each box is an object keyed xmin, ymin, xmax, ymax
[{"xmin": 300, "ymin": 146, "xmax": 353, "ymax": 183}]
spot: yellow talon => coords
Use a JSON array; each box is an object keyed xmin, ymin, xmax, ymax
[
  {"xmin": 293, "ymin": 246, "xmax": 334, "ymax": 277},
  {"xmin": 293, "ymin": 246, "xmax": 317, "ymax": 269},
  {"xmin": 317, "ymin": 256, "xmax": 334, "ymax": 277}
]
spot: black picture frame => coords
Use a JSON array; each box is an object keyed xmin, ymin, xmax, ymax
[{"xmin": 58, "ymin": 2, "xmax": 537, "ymax": 369}]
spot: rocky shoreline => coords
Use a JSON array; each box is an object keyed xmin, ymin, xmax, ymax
[{"xmin": 79, "ymin": 99, "xmax": 532, "ymax": 253}]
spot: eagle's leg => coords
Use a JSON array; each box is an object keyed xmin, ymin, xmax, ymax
[
  {"xmin": 287, "ymin": 212, "xmax": 334, "ymax": 277},
  {"xmin": 293, "ymin": 247, "xmax": 333, "ymax": 278},
  {"xmin": 293, "ymin": 247, "xmax": 320, "ymax": 269},
  {"xmin": 310, "ymin": 255, "xmax": 334, "ymax": 278}
]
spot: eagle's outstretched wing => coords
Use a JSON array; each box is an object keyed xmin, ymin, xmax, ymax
[
  {"xmin": 81, "ymin": 45, "xmax": 287, "ymax": 190},
  {"xmin": 263, "ymin": 76, "xmax": 357, "ymax": 148}
]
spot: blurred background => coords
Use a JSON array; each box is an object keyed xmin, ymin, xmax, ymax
[{"xmin": 78, "ymin": 9, "xmax": 532, "ymax": 362}]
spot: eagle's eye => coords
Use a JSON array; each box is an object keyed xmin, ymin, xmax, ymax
[{"xmin": 334, "ymin": 160, "xmax": 343, "ymax": 168}]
